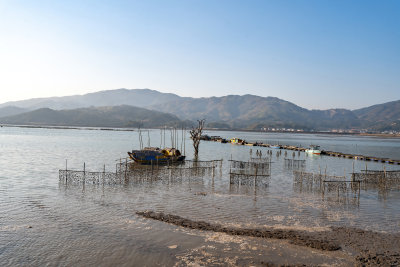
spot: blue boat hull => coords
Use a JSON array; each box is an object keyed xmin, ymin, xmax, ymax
[{"xmin": 128, "ymin": 150, "xmax": 185, "ymax": 165}]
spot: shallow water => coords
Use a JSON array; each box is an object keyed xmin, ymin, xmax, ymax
[{"xmin": 1, "ymin": 127, "xmax": 399, "ymax": 266}]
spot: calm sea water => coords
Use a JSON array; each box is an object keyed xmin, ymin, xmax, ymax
[{"xmin": 1, "ymin": 127, "xmax": 400, "ymax": 266}]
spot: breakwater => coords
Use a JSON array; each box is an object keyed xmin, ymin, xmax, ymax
[{"xmin": 204, "ymin": 136, "xmax": 400, "ymax": 165}]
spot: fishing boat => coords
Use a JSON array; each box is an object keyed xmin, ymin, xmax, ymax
[
  {"xmin": 128, "ymin": 147, "xmax": 185, "ymax": 164},
  {"xmin": 305, "ymin": 145, "xmax": 321, "ymax": 155}
]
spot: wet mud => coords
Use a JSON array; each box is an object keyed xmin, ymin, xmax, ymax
[
  {"xmin": 328, "ymin": 226, "xmax": 400, "ymax": 266},
  {"xmin": 136, "ymin": 211, "xmax": 340, "ymax": 251},
  {"xmin": 136, "ymin": 211, "xmax": 400, "ymax": 266}
]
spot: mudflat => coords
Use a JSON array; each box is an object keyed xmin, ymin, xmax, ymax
[{"xmin": 137, "ymin": 211, "xmax": 400, "ymax": 266}]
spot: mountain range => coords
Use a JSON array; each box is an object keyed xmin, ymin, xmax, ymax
[
  {"xmin": 0, "ymin": 105, "xmax": 185, "ymax": 128},
  {"xmin": 0, "ymin": 89, "xmax": 399, "ymax": 131}
]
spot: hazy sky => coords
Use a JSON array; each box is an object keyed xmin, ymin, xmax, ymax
[{"xmin": 0, "ymin": 0, "xmax": 399, "ymax": 110}]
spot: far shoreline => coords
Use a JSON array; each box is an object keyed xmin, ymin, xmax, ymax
[{"xmin": 1, "ymin": 123, "xmax": 400, "ymax": 139}]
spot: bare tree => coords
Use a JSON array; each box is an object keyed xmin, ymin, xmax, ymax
[{"xmin": 190, "ymin": 119, "xmax": 205, "ymax": 159}]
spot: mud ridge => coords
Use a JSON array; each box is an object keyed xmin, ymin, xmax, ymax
[
  {"xmin": 136, "ymin": 210, "xmax": 340, "ymax": 251},
  {"xmin": 327, "ymin": 226, "xmax": 400, "ymax": 266}
]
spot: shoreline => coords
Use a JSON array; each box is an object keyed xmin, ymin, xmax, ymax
[
  {"xmin": 1, "ymin": 124, "xmax": 400, "ymax": 139},
  {"xmin": 0, "ymin": 124, "xmax": 136, "ymax": 132},
  {"xmin": 358, "ymin": 133, "xmax": 400, "ymax": 138}
]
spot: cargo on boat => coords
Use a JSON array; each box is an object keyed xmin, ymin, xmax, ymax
[
  {"xmin": 128, "ymin": 147, "xmax": 185, "ymax": 164},
  {"xmin": 230, "ymin": 138, "xmax": 245, "ymax": 145}
]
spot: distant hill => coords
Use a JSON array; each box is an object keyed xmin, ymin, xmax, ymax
[
  {"xmin": 0, "ymin": 88, "xmax": 180, "ymax": 110},
  {"xmin": 153, "ymin": 95, "xmax": 306, "ymax": 121},
  {"xmin": 354, "ymin": 100, "xmax": 400, "ymax": 123},
  {"xmin": 309, "ymin": 109, "xmax": 362, "ymax": 130},
  {"xmin": 352, "ymin": 100, "xmax": 400, "ymax": 131},
  {"xmin": 0, "ymin": 106, "xmax": 29, "ymax": 118},
  {"xmin": 0, "ymin": 88, "xmax": 398, "ymax": 131},
  {"xmin": 0, "ymin": 105, "xmax": 185, "ymax": 128},
  {"xmin": 152, "ymin": 95, "xmax": 363, "ymax": 130}
]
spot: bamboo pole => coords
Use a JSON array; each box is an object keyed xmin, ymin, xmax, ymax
[{"xmin": 65, "ymin": 159, "xmax": 68, "ymax": 183}]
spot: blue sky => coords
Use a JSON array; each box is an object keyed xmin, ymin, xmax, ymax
[{"xmin": 0, "ymin": 0, "xmax": 399, "ymax": 109}]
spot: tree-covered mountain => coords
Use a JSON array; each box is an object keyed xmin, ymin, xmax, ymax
[
  {"xmin": 0, "ymin": 89, "xmax": 398, "ymax": 131},
  {"xmin": 0, "ymin": 105, "xmax": 185, "ymax": 128}
]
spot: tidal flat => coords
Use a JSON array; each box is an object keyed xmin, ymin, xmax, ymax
[{"xmin": 1, "ymin": 127, "xmax": 400, "ymax": 266}]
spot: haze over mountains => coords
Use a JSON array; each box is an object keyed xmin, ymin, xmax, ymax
[{"xmin": 0, "ymin": 89, "xmax": 399, "ymax": 131}]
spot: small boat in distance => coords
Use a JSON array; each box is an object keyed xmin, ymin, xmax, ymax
[
  {"xmin": 305, "ymin": 145, "xmax": 321, "ymax": 155},
  {"xmin": 128, "ymin": 147, "xmax": 185, "ymax": 164}
]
